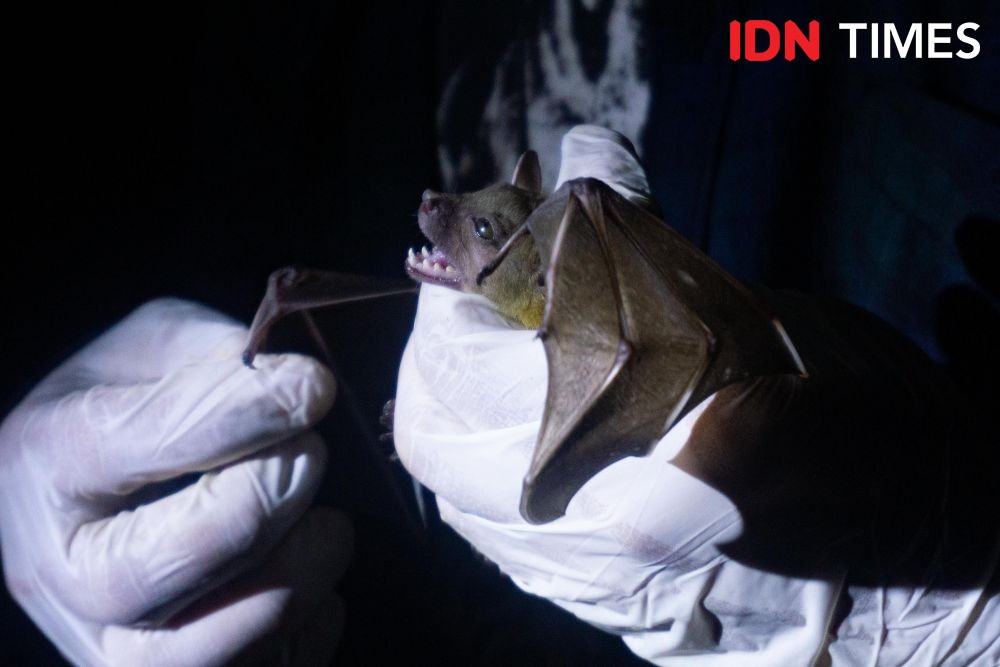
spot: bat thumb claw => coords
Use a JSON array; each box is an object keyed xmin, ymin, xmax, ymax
[{"xmin": 241, "ymin": 349, "xmax": 257, "ymax": 369}]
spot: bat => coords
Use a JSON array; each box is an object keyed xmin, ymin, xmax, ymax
[{"xmin": 243, "ymin": 147, "xmax": 806, "ymax": 524}]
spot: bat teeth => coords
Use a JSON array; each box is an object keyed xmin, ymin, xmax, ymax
[{"xmin": 405, "ymin": 244, "xmax": 457, "ymax": 280}]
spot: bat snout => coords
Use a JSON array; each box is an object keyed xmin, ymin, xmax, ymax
[
  {"xmin": 416, "ymin": 208, "xmax": 443, "ymax": 241},
  {"xmin": 417, "ymin": 191, "xmax": 454, "ymax": 243},
  {"xmin": 419, "ymin": 189, "xmax": 442, "ymax": 215}
]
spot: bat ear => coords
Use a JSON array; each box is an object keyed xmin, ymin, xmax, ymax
[{"xmin": 511, "ymin": 150, "xmax": 542, "ymax": 194}]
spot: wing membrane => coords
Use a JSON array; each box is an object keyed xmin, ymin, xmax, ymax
[{"xmin": 520, "ymin": 179, "xmax": 804, "ymax": 523}]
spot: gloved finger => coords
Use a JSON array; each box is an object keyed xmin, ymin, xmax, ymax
[
  {"xmin": 47, "ymin": 432, "xmax": 329, "ymax": 626},
  {"xmin": 554, "ymin": 125, "xmax": 658, "ymax": 212},
  {"xmin": 48, "ymin": 298, "xmax": 250, "ymax": 389},
  {"xmin": 99, "ymin": 507, "xmax": 352, "ymax": 667},
  {"xmin": 401, "ymin": 284, "xmax": 546, "ymax": 432},
  {"xmin": 30, "ymin": 352, "xmax": 334, "ymax": 498}
]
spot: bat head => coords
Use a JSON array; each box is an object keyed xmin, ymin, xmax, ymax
[{"xmin": 407, "ymin": 151, "xmax": 547, "ymax": 328}]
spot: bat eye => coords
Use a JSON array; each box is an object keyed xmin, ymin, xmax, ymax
[{"xmin": 472, "ymin": 217, "xmax": 495, "ymax": 241}]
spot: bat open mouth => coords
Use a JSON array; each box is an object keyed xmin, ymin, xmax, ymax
[{"xmin": 405, "ymin": 245, "xmax": 462, "ymax": 287}]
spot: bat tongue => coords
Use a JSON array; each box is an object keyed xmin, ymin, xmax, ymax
[{"xmin": 427, "ymin": 247, "xmax": 451, "ymax": 267}]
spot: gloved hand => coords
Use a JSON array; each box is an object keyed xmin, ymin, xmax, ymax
[
  {"xmin": 392, "ymin": 126, "xmax": 999, "ymax": 666},
  {"xmin": 0, "ymin": 298, "xmax": 352, "ymax": 667},
  {"xmin": 395, "ymin": 283, "xmax": 801, "ymax": 666}
]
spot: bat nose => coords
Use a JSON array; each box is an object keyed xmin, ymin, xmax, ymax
[{"xmin": 420, "ymin": 189, "xmax": 441, "ymax": 214}]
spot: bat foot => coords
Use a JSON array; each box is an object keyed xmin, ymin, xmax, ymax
[
  {"xmin": 379, "ymin": 399, "xmax": 395, "ymax": 430},
  {"xmin": 241, "ymin": 349, "xmax": 257, "ymax": 369}
]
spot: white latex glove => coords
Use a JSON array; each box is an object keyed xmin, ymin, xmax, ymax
[
  {"xmin": 0, "ymin": 298, "xmax": 352, "ymax": 667},
  {"xmin": 393, "ymin": 126, "xmax": 999, "ymax": 665},
  {"xmin": 394, "ymin": 284, "xmax": 840, "ymax": 666},
  {"xmin": 554, "ymin": 123, "xmax": 656, "ymax": 209}
]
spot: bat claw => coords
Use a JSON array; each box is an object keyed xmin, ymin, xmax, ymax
[
  {"xmin": 241, "ymin": 349, "xmax": 257, "ymax": 369},
  {"xmin": 379, "ymin": 399, "xmax": 396, "ymax": 430}
]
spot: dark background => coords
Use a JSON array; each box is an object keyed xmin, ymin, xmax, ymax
[{"xmin": 5, "ymin": 1, "xmax": 998, "ymax": 664}]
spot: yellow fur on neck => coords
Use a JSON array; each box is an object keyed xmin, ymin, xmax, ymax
[{"xmin": 508, "ymin": 296, "xmax": 545, "ymax": 329}]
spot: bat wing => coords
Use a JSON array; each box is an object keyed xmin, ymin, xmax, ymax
[
  {"xmin": 241, "ymin": 266, "xmax": 423, "ymax": 534},
  {"xmin": 242, "ymin": 267, "xmax": 416, "ymax": 366},
  {"xmin": 520, "ymin": 179, "xmax": 806, "ymax": 523}
]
